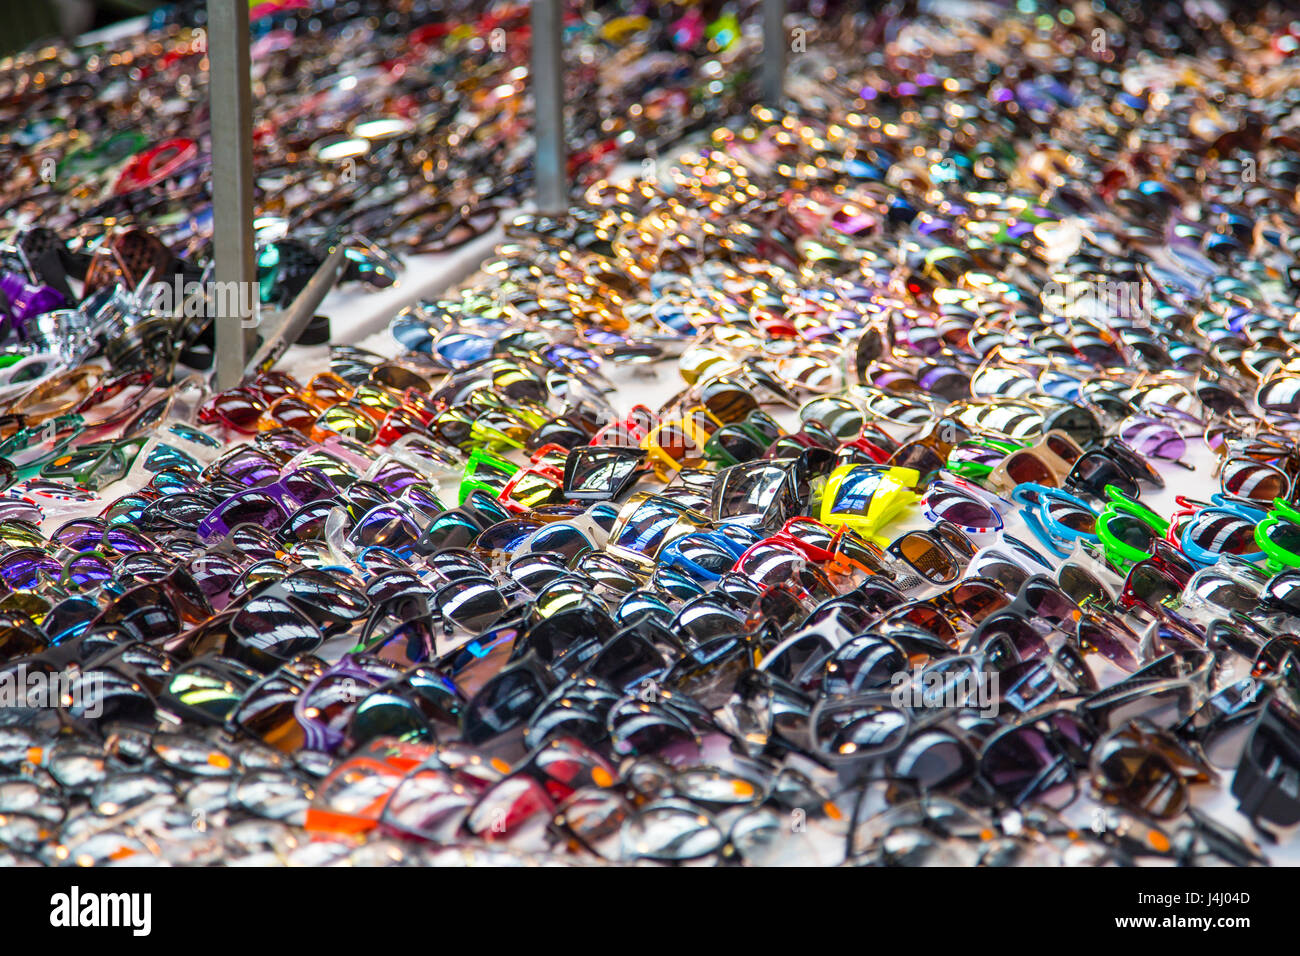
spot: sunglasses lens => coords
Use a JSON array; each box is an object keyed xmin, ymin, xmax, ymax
[
  {"xmin": 701, "ymin": 381, "xmax": 758, "ymax": 425},
  {"xmin": 1043, "ymin": 435, "xmax": 1080, "ymax": 464},
  {"xmin": 0, "ymin": 612, "xmax": 47, "ymax": 656},
  {"xmin": 566, "ymin": 449, "xmax": 641, "ymax": 499},
  {"xmin": 928, "ymin": 486, "xmax": 998, "ymax": 529},
  {"xmin": 888, "ymin": 604, "xmax": 956, "ymax": 643},
  {"xmin": 528, "ymin": 524, "xmax": 594, "ymax": 562},
  {"xmin": 1187, "ymin": 512, "xmax": 1259, "ymax": 557},
  {"xmin": 1057, "ymin": 564, "xmax": 1108, "ymax": 606},
  {"xmin": 509, "ymin": 472, "xmax": 563, "ymax": 508},
  {"xmin": 318, "ymin": 406, "xmax": 378, "ymax": 443},
  {"xmin": 655, "ymin": 425, "xmax": 692, "ymax": 463},
  {"xmin": 1119, "ymin": 419, "xmax": 1186, "ymax": 461},
  {"xmin": 717, "ymin": 430, "xmax": 764, "ymax": 463},
  {"xmin": 1070, "ymin": 453, "xmax": 1137, "ymax": 497},
  {"xmin": 981, "ymin": 614, "xmax": 1049, "ymax": 662},
  {"xmin": 1262, "ymin": 517, "xmax": 1300, "ymax": 556},
  {"xmin": 950, "ymin": 581, "xmax": 1009, "ymax": 622},
  {"xmin": 801, "ymin": 398, "xmax": 862, "ymax": 439},
  {"xmin": 898, "ymin": 533, "xmax": 957, "ymax": 583},
  {"xmin": 307, "ymin": 373, "xmax": 352, "ymax": 405},
  {"xmin": 981, "ymin": 726, "xmax": 1076, "ymax": 809},
  {"xmin": 218, "ymin": 493, "xmax": 286, "ymax": 532},
  {"xmin": 165, "ymin": 663, "xmax": 247, "ymax": 722},
  {"xmin": 1108, "ymin": 514, "xmax": 1158, "ymax": 553},
  {"xmin": 891, "ymin": 442, "xmax": 945, "ymax": 478},
  {"xmin": 968, "ymin": 558, "xmax": 1028, "ymax": 594},
  {"xmin": 1187, "ymin": 573, "xmax": 1256, "ymax": 614},
  {"xmin": 814, "ymin": 701, "xmax": 908, "ymax": 761},
  {"xmin": 477, "ymin": 520, "xmax": 540, "ymax": 554},
  {"xmin": 1222, "ymin": 460, "xmax": 1289, "ymax": 504},
  {"xmin": 0, "ymin": 499, "xmax": 41, "ymax": 524},
  {"xmin": 66, "ymin": 553, "xmax": 113, "ymax": 588},
  {"xmin": 208, "ymin": 390, "xmax": 267, "ymax": 431},
  {"xmin": 1006, "ymin": 452, "xmax": 1054, "ymax": 486},
  {"xmin": 213, "ymin": 449, "xmax": 280, "ymax": 486},
  {"xmin": 280, "ymin": 571, "xmax": 370, "ymax": 626},
  {"xmin": 1047, "ymin": 407, "xmax": 1103, "ymax": 445},
  {"xmin": 266, "ymin": 396, "xmax": 317, "ymax": 432},
  {"xmin": 1127, "ymin": 564, "xmax": 1178, "ymax": 608},
  {"xmin": 235, "ymin": 597, "xmax": 321, "ymax": 661},
  {"xmin": 345, "ymin": 693, "xmax": 431, "ymax": 750},
  {"xmin": 736, "ymin": 545, "xmax": 806, "ymax": 589},
  {"xmin": 526, "ymin": 606, "xmax": 616, "ymax": 664},
  {"xmin": 1095, "ymin": 742, "xmax": 1186, "ymax": 819},
  {"xmin": 352, "ymin": 506, "xmax": 422, "ymax": 552},
  {"xmin": 437, "ymin": 577, "xmax": 508, "ymax": 632},
  {"xmin": 672, "ymin": 536, "xmax": 736, "ymax": 575},
  {"xmin": 853, "ymin": 578, "xmax": 906, "ymax": 615},
  {"xmin": 823, "ymin": 637, "xmax": 907, "ymax": 695},
  {"xmin": 1045, "ymin": 499, "xmax": 1097, "ymax": 535},
  {"xmin": 1257, "ymin": 378, "xmax": 1300, "ymax": 416},
  {"xmin": 1078, "ymin": 617, "xmax": 1139, "ymax": 671},
  {"xmin": 282, "ymin": 471, "xmax": 335, "ymax": 504}
]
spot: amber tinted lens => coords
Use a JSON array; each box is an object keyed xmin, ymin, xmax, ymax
[
  {"xmin": 1045, "ymin": 434, "xmax": 1081, "ymax": 464},
  {"xmin": 950, "ymin": 581, "xmax": 1010, "ymax": 622},
  {"xmin": 231, "ymin": 675, "xmax": 305, "ymax": 752},
  {"xmin": 252, "ymin": 372, "xmax": 300, "ymax": 402},
  {"xmin": 701, "ymin": 381, "xmax": 759, "ymax": 425},
  {"xmin": 653, "ymin": 424, "xmax": 692, "ymax": 463},
  {"xmin": 1222, "ymin": 459, "xmax": 1289, "ymax": 504},
  {"xmin": 889, "ymin": 604, "xmax": 957, "ymax": 643},
  {"xmin": 264, "ymin": 396, "xmax": 318, "ymax": 433},
  {"xmin": 1005, "ymin": 451, "xmax": 1055, "ymax": 485},
  {"xmin": 899, "ymin": 532, "xmax": 958, "ymax": 582},
  {"xmin": 370, "ymin": 363, "xmax": 431, "ymax": 393},
  {"xmin": 1096, "ymin": 742, "xmax": 1186, "ymax": 819},
  {"xmin": 305, "ymin": 373, "xmax": 353, "ymax": 407}
]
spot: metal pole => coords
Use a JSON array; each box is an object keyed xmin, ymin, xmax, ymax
[
  {"xmin": 207, "ymin": 0, "xmax": 257, "ymax": 391},
  {"xmin": 531, "ymin": 0, "xmax": 566, "ymax": 215},
  {"xmin": 763, "ymin": 0, "xmax": 787, "ymax": 108}
]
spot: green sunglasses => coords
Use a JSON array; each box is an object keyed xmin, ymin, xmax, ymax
[
  {"xmin": 41, "ymin": 435, "xmax": 155, "ymax": 492},
  {"xmin": 1095, "ymin": 486, "xmax": 1170, "ymax": 574},
  {"xmin": 1256, "ymin": 498, "xmax": 1300, "ymax": 572}
]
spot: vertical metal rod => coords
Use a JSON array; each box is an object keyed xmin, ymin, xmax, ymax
[
  {"xmin": 763, "ymin": 0, "xmax": 787, "ymax": 107},
  {"xmin": 208, "ymin": 0, "xmax": 257, "ymax": 389},
  {"xmin": 531, "ymin": 0, "xmax": 567, "ymax": 215}
]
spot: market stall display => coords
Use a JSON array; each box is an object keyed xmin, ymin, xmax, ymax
[{"xmin": 0, "ymin": 0, "xmax": 1298, "ymax": 867}]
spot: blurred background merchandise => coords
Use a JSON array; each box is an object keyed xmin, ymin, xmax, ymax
[{"xmin": 0, "ymin": 0, "xmax": 164, "ymax": 56}]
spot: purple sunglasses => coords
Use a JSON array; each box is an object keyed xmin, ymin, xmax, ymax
[{"xmin": 197, "ymin": 466, "xmax": 339, "ymax": 541}]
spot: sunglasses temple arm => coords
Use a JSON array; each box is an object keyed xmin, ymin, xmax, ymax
[{"xmin": 244, "ymin": 242, "xmax": 348, "ymax": 381}]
